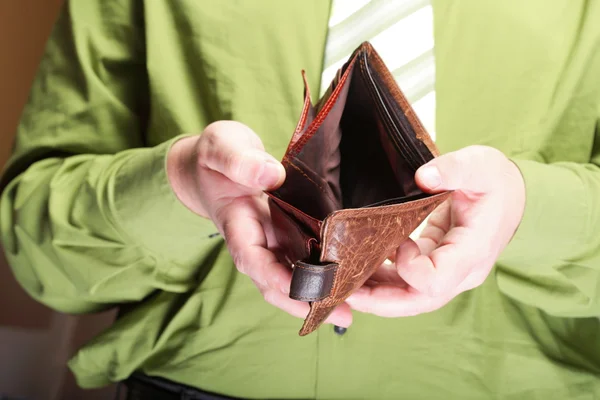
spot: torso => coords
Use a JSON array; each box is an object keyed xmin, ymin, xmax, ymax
[{"xmin": 70, "ymin": 2, "xmax": 600, "ymax": 398}]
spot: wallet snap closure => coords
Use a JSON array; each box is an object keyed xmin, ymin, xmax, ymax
[{"xmin": 289, "ymin": 261, "xmax": 338, "ymax": 302}]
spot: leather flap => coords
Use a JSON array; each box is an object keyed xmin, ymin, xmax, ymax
[
  {"xmin": 298, "ymin": 191, "xmax": 451, "ymax": 336},
  {"xmin": 289, "ymin": 261, "xmax": 338, "ymax": 302}
]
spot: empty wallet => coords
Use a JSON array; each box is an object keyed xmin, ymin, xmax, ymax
[{"xmin": 266, "ymin": 42, "xmax": 450, "ymax": 336}]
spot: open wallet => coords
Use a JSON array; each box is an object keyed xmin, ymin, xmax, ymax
[{"xmin": 265, "ymin": 42, "xmax": 451, "ymax": 336}]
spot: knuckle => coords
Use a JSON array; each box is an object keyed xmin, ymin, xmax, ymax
[
  {"xmin": 220, "ymin": 218, "xmax": 235, "ymax": 240},
  {"xmin": 262, "ymin": 290, "xmax": 277, "ymax": 305},
  {"xmin": 224, "ymin": 151, "xmax": 245, "ymax": 181},
  {"xmin": 231, "ymin": 252, "xmax": 248, "ymax": 275},
  {"xmin": 203, "ymin": 121, "xmax": 229, "ymax": 137},
  {"xmin": 447, "ymin": 149, "xmax": 469, "ymax": 168},
  {"xmin": 467, "ymin": 145, "xmax": 504, "ymax": 169},
  {"xmin": 424, "ymin": 280, "xmax": 447, "ymax": 297},
  {"xmin": 465, "ymin": 144, "xmax": 490, "ymax": 157},
  {"xmin": 227, "ymin": 151, "xmax": 265, "ymax": 186},
  {"xmin": 197, "ymin": 129, "xmax": 222, "ymax": 164},
  {"xmin": 455, "ymin": 151, "xmax": 478, "ymax": 180},
  {"xmin": 212, "ymin": 205, "xmax": 227, "ymax": 227},
  {"xmin": 199, "ymin": 124, "xmax": 221, "ymax": 146},
  {"xmin": 451, "ymin": 146, "xmax": 485, "ymax": 172},
  {"xmin": 251, "ymin": 279, "xmax": 267, "ymax": 293}
]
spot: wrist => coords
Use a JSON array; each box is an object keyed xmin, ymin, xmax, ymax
[{"xmin": 167, "ymin": 135, "xmax": 210, "ymax": 219}]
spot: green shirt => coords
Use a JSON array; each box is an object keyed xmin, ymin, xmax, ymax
[{"xmin": 2, "ymin": 1, "xmax": 600, "ymax": 398}]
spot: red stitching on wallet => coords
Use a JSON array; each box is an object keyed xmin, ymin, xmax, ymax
[
  {"xmin": 285, "ymin": 161, "xmax": 325, "ymax": 192},
  {"xmin": 284, "ymin": 160, "xmax": 342, "ymax": 211},
  {"xmin": 287, "ymin": 71, "xmax": 312, "ymax": 152},
  {"xmin": 288, "ymin": 56, "xmax": 358, "ymax": 158}
]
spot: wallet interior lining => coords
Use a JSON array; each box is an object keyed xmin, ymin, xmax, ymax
[
  {"xmin": 272, "ymin": 51, "xmax": 436, "ymax": 221},
  {"xmin": 364, "ymin": 53, "xmax": 435, "ymax": 167}
]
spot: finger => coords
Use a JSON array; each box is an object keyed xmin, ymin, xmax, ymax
[
  {"xmin": 415, "ymin": 145, "xmax": 505, "ymax": 194},
  {"xmin": 198, "ymin": 120, "xmax": 285, "ymax": 190},
  {"xmin": 368, "ymin": 239, "xmax": 421, "ymax": 284},
  {"xmin": 410, "ymin": 200, "xmax": 450, "ymax": 255},
  {"xmin": 415, "ymin": 221, "xmax": 448, "ymax": 255},
  {"xmin": 324, "ymin": 302, "xmax": 353, "ymax": 327},
  {"xmin": 261, "ymin": 289, "xmax": 310, "ymax": 320},
  {"xmin": 261, "ymin": 289, "xmax": 353, "ymax": 328},
  {"xmin": 369, "ymin": 263, "xmax": 407, "ymax": 285},
  {"xmin": 346, "ymin": 284, "xmax": 451, "ymax": 317},
  {"xmin": 396, "ymin": 226, "xmax": 486, "ymax": 297},
  {"xmin": 229, "ymin": 238, "xmax": 291, "ymax": 294},
  {"xmin": 395, "ymin": 238, "xmax": 422, "ymax": 265},
  {"xmin": 219, "ymin": 197, "xmax": 290, "ymax": 293}
]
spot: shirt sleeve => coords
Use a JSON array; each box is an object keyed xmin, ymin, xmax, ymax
[
  {"xmin": 0, "ymin": 1, "xmax": 218, "ymax": 314},
  {"xmin": 496, "ymin": 125, "xmax": 600, "ymax": 318}
]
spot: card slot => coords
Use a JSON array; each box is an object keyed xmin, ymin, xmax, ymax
[
  {"xmin": 337, "ymin": 53, "xmax": 417, "ymax": 209},
  {"xmin": 274, "ymin": 65, "xmax": 352, "ymax": 221},
  {"xmin": 374, "ymin": 99, "xmax": 421, "ymax": 171},
  {"xmin": 363, "ymin": 191, "xmax": 431, "ymax": 208},
  {"xmin": 287, "ymin": 157, "xmax": 342, "ymax": 210},
  {"xmin": 268, "ymin": 197, "xmax": 320, "ymax": 268},
  {"xmin": 266, "ymin": 193, "xmax": 322, "ymax": 237},
  {"xmin": 273, "ymin": 157, "xmax": 342, "ymax": 221},
  {"xmin": 334, "ymin": 59, "xmax": 419, "ymax": 209},
  {"xmin": 360, "ymin": 52, "xmax": 428, "ymax": 169}
]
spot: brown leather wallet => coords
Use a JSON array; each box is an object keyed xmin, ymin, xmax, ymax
[{"xmin": 266, "ymin": 42, "xmax": 450, "ymax": 336}]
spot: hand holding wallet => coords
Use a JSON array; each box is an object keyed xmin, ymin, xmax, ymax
[{"xmin": 266, "ymin": 42, "xmax": 450, "ymax": 336}]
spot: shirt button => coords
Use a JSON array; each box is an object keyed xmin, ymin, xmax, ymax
[{"xmin": 333, "ymin": 325, "xmax": 347, "ymax": 335}]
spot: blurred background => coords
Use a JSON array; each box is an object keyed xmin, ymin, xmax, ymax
[{"xmin": 0, "ymin": 1, "xmax": 116, "ymax": 399}]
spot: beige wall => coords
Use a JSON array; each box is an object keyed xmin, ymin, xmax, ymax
[{"xmin": 0, "ymin": 2, "xmax": 116, "ymax": 399}]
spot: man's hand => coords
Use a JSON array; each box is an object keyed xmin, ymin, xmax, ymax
[
  {"xmin": 346, "ymin": 145, "xmax": 526, "ymax": 317},
  {"xmin": 166, "ymin": 121, "xmax": 353, "ymax": 327}
]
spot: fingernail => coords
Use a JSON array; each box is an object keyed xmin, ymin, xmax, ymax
[
  {"xmin": 397, "ymin": 239, "xmax": 412, "ymax": 252},
  {"xmin": 396, "ymin": 240, "xmax": 417, "ymax": 262},
  {"xmin": 419, "ymin": 166, "xmax": 441, "ymax": 189},
  {"xmin": 258, "ymin": 159, "xmax": 283, "ymax": 188}
]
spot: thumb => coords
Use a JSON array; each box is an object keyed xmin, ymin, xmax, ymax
[
  {"xmin": 199, "ymin": 121, "xmax": 286, "ymax": 190},
  {"xmin": 415, "ymin": 145, "xmax": 503, "ymax": 194}
]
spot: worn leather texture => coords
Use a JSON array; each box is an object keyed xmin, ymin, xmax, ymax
[{"xmin": 267, "ymin": 42, "xmax": 450, "ymax": 336}]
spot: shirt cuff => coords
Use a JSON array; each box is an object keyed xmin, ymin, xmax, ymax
[
  {"xmin": 112, "ymin": 135, "xmax": 221, "ymax": 288},
  {"xmin": 498, "ymin": 158, "xmax": 588, "ymax": 267}
]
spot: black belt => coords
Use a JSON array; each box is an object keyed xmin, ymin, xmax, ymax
[{"xmin": 122, "ymin": 373, "xmax": 244, "ymax": 400}]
